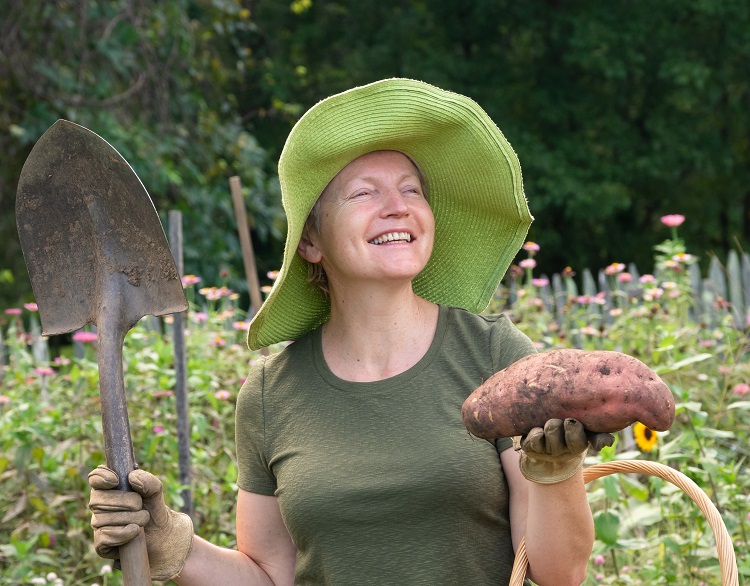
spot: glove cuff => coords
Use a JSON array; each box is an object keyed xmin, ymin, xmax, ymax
[
  {"xmin": 150, "ymin": 510, "xmax": 194, "ymax": 581},
  {"xmin": 517, "ymin": 445, "xmax": 587, "ymax": 485}
]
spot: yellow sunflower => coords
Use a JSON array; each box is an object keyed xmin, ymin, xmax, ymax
[{"xmin": 633, "ymin": 422, "xmax": 658, "ymax": 452}]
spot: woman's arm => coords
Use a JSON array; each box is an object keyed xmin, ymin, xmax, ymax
[
  {"xmin": 176, "ymin": 490, "xmax": 296, "ymax": 586},
  {"xmin": 502, "ymin": 446, "xmax": 593, "ymax": 586}
]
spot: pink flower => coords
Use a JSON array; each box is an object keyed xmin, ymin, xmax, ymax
[
  {"xmin": 604, "ymin": 263, "xmax": 626, "ymax": 276},
  {"xmin": 732, "ymin": 383, "xmax": 750, "ymax": 396},
  {"xmin": 73, "ymin": 331, "xmax": 98, "ymax": 343},
  {"xmin": 266, "ymin": 270, "xmax": 280, "ymax": 281},
  {"xmin": 639, "ymin": 274, "xmax": 656, "ymax": 284},
  {"xmin": 672, "ymin": 253, "xmax": 694, "ymax": 263},
  {"xmin": 519, "ymin": 258, "xmax": 536, "ymax": 269},
  {"xmin": 54, "ymin": 356, "xmax": 71, "ymax": 366},
  {"xmin": 617, "ymin": 272, "xmax": 633, "ymax": 283},
  {"xmin": 4, "ymin": 308, "xmax": 22, "ymax": 316},
  {"xmin": 24, "ymin": 302, "xmax": 39, "ymax": 311},
  {"xmin": 192, "ymin": 312, "xmax": 208, "ymax": 323},
  {"xmin": 522, "ymin": 241, "xmax": 540, "ymax": 253},
  {"xmin": 233, "ymin": 321, "xmax": 249, "ymax": 331},
  {"xmin": 214, "ymin": 390, "xmax": 231, "ymax": 400},
  {"xmin": 153, "ymin": 426, "xmax": 164, "ymax": 434},
  {"xmin": 210, "ymin": 336, "xmax": 226, "ymax": 347},
  {"xmin": 661, "ymin": 214, "xmax": 685, "ymax": 227},
  {"xmin": 181, "ymin": 274, "xmax": 202, "ymax": 287},
  {"xmin": 34, "ymin": 367, "xmax": 55, "ymax": 377},
  {"xmin": 0, "ymin": 395, "xmax": 10, "ymax": 404},
  {"xmin": 594, "ymin": 555, "xmax": 606, "ymax": 565},
  {"xmin": 531, "ymin": 278, "xmax": 549, "ymax": 287}
]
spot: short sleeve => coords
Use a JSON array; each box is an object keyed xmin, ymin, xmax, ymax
[
  {"xmin": 488, "ymin": 314, "xmax": 537, "ymax": 375},
  {"xmin": 235, "ymin": 357, "xmax": 277, "ymax": 495}
]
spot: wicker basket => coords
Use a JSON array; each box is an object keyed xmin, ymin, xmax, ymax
[{"xmin": 508, "ymin": 460, "xmax": 739, "ymax": 586}]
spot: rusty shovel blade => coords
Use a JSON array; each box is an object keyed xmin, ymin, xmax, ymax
[
  {"xmin": 16, "ymin": 120, "xmax": 188, "ymax": 586},
  {"xmin": 16, "ymin": 119, "xmax": 187, "ymax": 334}
]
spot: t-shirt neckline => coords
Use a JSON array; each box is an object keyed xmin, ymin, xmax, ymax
[{"xmin": 311, "ymin": 304, "xmax": 449, "ymax": 392}]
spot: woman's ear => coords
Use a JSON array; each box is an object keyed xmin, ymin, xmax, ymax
[{"xmin": 297, "ymin": 231, "xmax": 323, "ymax": 263}]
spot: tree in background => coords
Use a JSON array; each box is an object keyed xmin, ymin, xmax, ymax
[
  {"xmin": 247, "ymin": 0, "xmax": 750, "ymax": 276},
  {"xmin": 2, "ymin": 0, "xmax": 749, "ymax": 306},
  {"xmin": 0, "ymin": 0, "xmax": 284, "ymax": 307}
]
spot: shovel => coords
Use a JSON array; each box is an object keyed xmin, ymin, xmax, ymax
[{"xmin": 16, "ymin": 120, "xmax": 188, "ymax": 585}]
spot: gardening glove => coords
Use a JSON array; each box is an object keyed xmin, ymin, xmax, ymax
[
  {"xmin": 89, "ymin": 465, "xmax": 194, "ymax": 581},
  {"xmin": 514, "ymin": 418, "xmax": 614, "ymax": 485}
]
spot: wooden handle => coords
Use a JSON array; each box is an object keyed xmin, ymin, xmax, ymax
[
  {"xmin": 97, "ymin": 292, "xmax": 152, "ymax": 585},
  {"xmin": 120, "ymin": 529, "xmax": 152, "ymax": 586}
]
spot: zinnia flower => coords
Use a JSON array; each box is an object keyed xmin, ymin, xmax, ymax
[
  {"xmin": 519, "ymin": 258, "xmax": 536, "ymax": 269},
  {"xmin": 215, "ymin": 390, "xmax": 231, "ymax": 400},
  {"xmin": 633, "ymin": 422, "xmax": 658, "ymax": 451},
  {"xmin": 181, "ymin": 274, "xmax": 202, "ymax": 287},
  {"xmin": 732, "ymin": 383, "xmax": 750, "ymax": 396},
  {"xmin": 660, "ymin": 214, "xmax": 685, "ymax": 227},
  {"xmin": 4, "ymin": 308, "xmax": 22, "ymax": 316},
  {"xmin": 604, "ymin": 263, "xmax": 626, "ymax": 276},
  {"xmin": 522, "ymin": 241, "xmax": 540, "ymax": 253},
  {"xmin": 24, "ymin": 302, "xmax": 39, "ymax": 311}
]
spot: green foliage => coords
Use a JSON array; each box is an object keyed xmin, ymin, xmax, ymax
[
  {"xmin": 3, "ymin": 0, "xmax": 750, "ymax": 311},
  {"xmin": 1, "ymin": 232, "xmax": 749, "ymax": 584},
  {"xmin": 0, "ymin": 0, "xmax": 284, "ymax": 309},
  {"xmin": 248, "ymin": 0, "xmax": 750, "ymax": 276}
]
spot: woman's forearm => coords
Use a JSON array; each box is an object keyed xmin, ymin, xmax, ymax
[
  {"xmin": 175, "ymin": 536, "xmax": 279, "ymax": 586},
  {"xmin": 524, "ymin": 470, "xmax": 593, "ymax": 586}
]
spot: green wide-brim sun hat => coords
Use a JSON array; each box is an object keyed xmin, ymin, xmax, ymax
[{"xmin": 247, "ymin": 78, "xmax": 533, "ymax": 350}]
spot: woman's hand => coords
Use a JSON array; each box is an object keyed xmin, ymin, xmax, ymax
[
  {"xmin": 88, "ymin": 465, "xmax": 194, "ymax": 581},
  {"xmin": 514, "ymin": 418, "xmax": 614, "ymax": 484}
]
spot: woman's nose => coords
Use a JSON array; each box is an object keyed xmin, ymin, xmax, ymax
[{"xmin": 380, "ymin": 188, "xmax": 410, "ymax": 216}]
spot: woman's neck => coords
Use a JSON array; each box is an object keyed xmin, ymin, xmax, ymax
[{"xmin": 321, "ymin": 286, "xmax": 439, "ymax": 382}]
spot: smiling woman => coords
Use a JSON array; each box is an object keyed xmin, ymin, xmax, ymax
[{"xmin": 87, "ymin": 78, "xmax": 610, "ymax": 586}]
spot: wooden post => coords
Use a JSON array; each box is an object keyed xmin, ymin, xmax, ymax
[
  {"xmin": 229, "ymin": 176, "xmax": 269, "ymax": 356},
  {"xmin": 168, "ymin": 210, "xmax": 193, "ymax": 519}
]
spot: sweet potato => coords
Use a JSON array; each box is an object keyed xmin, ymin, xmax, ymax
[{"xmin": 462, "ymin": 349, "xmax": 674, "ymax": 439}]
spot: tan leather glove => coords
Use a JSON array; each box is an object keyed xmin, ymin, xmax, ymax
[
  {"xmin": 514, "ymin": 418, "xmax": 614, "ymax": 484},
  {"xmin": 89, "ymin": 465, "xmax": 194, "ymax": 581}
]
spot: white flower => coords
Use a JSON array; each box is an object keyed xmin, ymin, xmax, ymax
[{"xmin": 100, "ymin": 564, "xmax": 113, "ymax": 575}]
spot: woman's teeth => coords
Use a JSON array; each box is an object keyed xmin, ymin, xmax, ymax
[{"xmin": 369, "ymin": 232, "xmax": 412, "ymax": 245}]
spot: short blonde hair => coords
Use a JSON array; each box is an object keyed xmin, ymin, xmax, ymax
[{"xmin": 301, "ymin": 153, "xmax": 429, "ymax": 296}]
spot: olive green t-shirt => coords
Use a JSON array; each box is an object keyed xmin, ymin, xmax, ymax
[{"xmin": 236, "ymin": 305, "xmax": 536, "ymax": 585}]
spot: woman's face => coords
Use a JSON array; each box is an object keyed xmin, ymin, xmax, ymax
[{"xmin": 298, "ymin": 150, "xmax": 435, "ymax": 292}]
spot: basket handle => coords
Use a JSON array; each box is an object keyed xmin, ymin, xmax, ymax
[{"xmin": 508, "ymin": 460, "xmax": 738, "ymax": 586}]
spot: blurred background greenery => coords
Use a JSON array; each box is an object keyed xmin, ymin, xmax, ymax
[{"xmin": 1, "ymin": 0, "xmax": 749, "ymax": 309}]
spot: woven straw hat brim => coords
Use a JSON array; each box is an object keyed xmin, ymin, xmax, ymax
[{"xmin": 247, "ymin": 78, "xmax": 533, "ymax": 350}]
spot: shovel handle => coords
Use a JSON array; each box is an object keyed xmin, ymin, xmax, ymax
[
  {"xmin": 120, "ymin": 531, "xmax": 151, "ymax": 586},
  {"xmin": 97, "ymin": 304, "xmax": 152, "ymax": 585}
]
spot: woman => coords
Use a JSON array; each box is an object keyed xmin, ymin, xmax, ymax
[{"xmin": 89, "ymin": 78, "xmax": 611, "ymax": 585}]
